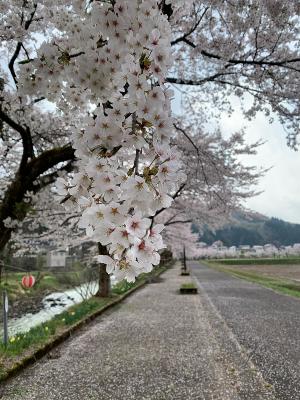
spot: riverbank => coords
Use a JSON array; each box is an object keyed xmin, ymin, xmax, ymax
[
  {"xmin": 0, "ymin": 271, "xmax": 79, "ymax": 319},
  {"xmin": 0, "ymin": 264, "xmax": 169, "ymax": 382}
]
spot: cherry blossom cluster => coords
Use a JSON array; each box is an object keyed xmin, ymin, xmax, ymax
[{"xmin": 53, "ymin": 1, "xmax": 185, "ymax": 282}]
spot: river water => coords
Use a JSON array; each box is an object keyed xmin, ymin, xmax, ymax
[{"xmin": 0, "ymin": 278, "xmax": 116, "ymax": 337}]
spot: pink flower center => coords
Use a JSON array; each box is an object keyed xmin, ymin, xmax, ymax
[
  {"xmin": 138, "ymin": 240, "xmax": 146, "ymax": 250},
  {"xmin": 131, "ymin": 221, "xmax": 139, "ymax": 230}
]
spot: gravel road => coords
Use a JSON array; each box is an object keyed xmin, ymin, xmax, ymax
[
  {"xmin": 190, "ymin": 261, "xmax": 300, "ymax": 400},
  {"xmin": 0, "ymin": 264, "xmax": 276, "ymax": 400}
]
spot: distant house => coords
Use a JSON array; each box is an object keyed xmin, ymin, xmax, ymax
[
  {"xmin": 229, "ymin": 246, "xmax": 237, "ymax": 254},
  {"xmin": 252, "ymin": 245, "xmax": 263, "ymax": 255},
  {"xmin": 47, "ymin": 249, "xmax": 67, "ymax": 268},
  {"xmin": 238, "ymin": 245, "xmax": 251, "ymax": 251}
]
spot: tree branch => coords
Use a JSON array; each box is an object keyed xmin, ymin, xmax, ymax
[
  {"xmin": 201, "ymin": 49, "xmax": 300, "ymax": 71},
  {"xmin": 27, "ymin": 145, "xmax": 75, "ymax": 182},
  {"xmin": 0, "ymin": 144, "xmax": 75, "ymax": 251},
  {"xmin": 150, "ymin": 183, "xmax": 186, "ymax": 227},
  {"xmin": 171, "ymin": 6, "xmax": 209, "ymax": 47},
  {"xmin": 35, "ymin": 160, "xmax": 75, "ymax": 191},
  {"xmin": 8, "ymin": 43, "xmax": 22, "ymax": 85},
  {"xmin": 165, "ymin": 219, "xmax": 193, "ymax": 226},
  {"xmin": 8, "ymin": 3, "xmax": 38, "ymax": 85},
  {"xmin": 0, "ymin": 108, "xmax": 35, "ymax": 169},
  {"xmin": 166, "ymin": 72, "xmax": 235, "ymax": 86}
]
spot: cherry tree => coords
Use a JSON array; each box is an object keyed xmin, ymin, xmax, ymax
[
  {"xmin": 149, "ymin": 118, "xmax": 264, "ymax": 258},
  {"xmin": 1, "ymin": 0, "xmax": 299, "ymax": 284},
  {"xmin": 1, "ymin": 0, "xmax": 188, "ymax": 287},
  {"xmin": 153, "ymin": 120, "xmax": 264, "ymax": 229},
  {"xmin": 6, "ymin": 185, "xmax": 82, "ymax": 256},
  {"xmin": 10, "ymin": 115, "xmax": 263, "ymax": 293},
  {"xmin": 8, "ymin": 113, "xmax": 263, "ymax": 297},
  {"xmin": 168, "ymin": 1, "xmax": 300, "ymax": 147},
  {"xmin": 162, "ymin": 221, "xmax": 200, "ymax": 259}
]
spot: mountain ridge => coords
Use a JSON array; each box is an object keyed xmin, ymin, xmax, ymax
[{"xmin": 194, "ymin": 211, "xmax": 300, "ymax": 247}]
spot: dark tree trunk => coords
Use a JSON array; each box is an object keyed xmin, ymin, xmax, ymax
[
  {"xmin": 96, "ymin": 243, "xmax": 111, "ymax": 297},
  {"xmin": 0, "ymin": 145, "xmax": 75, "ymax": 253}
]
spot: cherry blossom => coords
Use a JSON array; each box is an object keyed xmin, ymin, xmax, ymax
[
  {"xmin": 1, "ymin": 0, "xmax": 299, "ymax": 284},
  {"xmin": 41, "ymin": 0, "xmax": 184, "ymax": 281}
]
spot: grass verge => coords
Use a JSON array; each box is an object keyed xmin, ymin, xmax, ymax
[
  {"xmin": 205, "ymin": 261, "xmax": 300, "ymax": 299},
  {"xmin": 181, "ymin": 282, "xmax": 197, "ymax": 289},
  {"xmin": 0, "ymin": 264, "xmax": 169, "ymax": 381},
  {"xmin": 180, "ymin": 281, "xmax": 198, "ymax": 294},
  {"xmin": 211, "ymin": 257, "xmax": 300, "ymax": 265}
]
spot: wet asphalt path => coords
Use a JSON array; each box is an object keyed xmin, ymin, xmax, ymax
[
  {"xmin": 1, "ymin": 265, "xmax": 276, "ymax": 400},
  {"xmin": 190, "ymin": 261, "xmax": 300, "ymax": 400}
]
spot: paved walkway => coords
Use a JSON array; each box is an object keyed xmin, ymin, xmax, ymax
[
  {"xmin": 1, "ymin": 265, "xmax": 276, "ymax": 400},
  {"xmin": 190, "ymin": 261, "xmax": 300, "ymax": 400}
]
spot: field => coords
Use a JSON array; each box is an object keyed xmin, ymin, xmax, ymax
[
  {"xmin": 207, "ymin": 258, "xmax": 300, "ymax": 298},
  {"xmin": 215, "ymin": 257, "xmax": 300, "ymax": 265},
  {"xmin": 223, "ymin": 264, "xmax": 300, "ymax": 281}
]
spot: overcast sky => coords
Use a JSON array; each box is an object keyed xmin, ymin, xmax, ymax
[
  {"xmin": 221, "ymin": 110, "xmax": 300, "ymax": 224},
  {"xmin": 172, "ymin": 90, "xmax": 300, "ymax": 224}
]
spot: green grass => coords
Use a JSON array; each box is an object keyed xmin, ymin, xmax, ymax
[
  {"xmin": 212, "ymin": 257, "xmax": 300, "ymax": 265},
  {"xmin": 181, "ymin": 282, "xmax": 197, "ymax": 289},
  {"xmin": 112, "ymin": 274, "xmax": 144, "ymax": 294},
  {"xmin": 112, "ymin": 265, "xmax": 167, "ymax": 294},
  {"xmin": 0, "ymin": 297, "xmax": 110, "ymax": 358},
  {"xmin": 206, "ymin": 262, "xmax": 300, "ymax": 298}
]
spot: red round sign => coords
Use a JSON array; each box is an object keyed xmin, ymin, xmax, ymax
[{"xmin": 21, "ymin": 275, "xmax": 35, "ymax": 289}]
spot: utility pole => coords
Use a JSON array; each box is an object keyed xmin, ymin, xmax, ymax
[
  {"xmin": 183, "ymin": 246, "xmax": 187, "ymax": 271},
  {"xmin": 2, "ymin": 290, "xmax": 9, "ymax": 347},
  {"xmin": 0, "ymin": 260, "xmax": 3, "ymax": 284}
]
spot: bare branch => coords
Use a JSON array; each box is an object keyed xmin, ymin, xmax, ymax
[
  {"xmin": 0, "ymin": 108, "xmax": 34, "ymax": 169},
  {"xmin": 8, "ymin": 3, "xmax": 38, "ymax": 85},
  {"xmin": 165, "ymin": 219, "xmax": 193, "ymax": 226},
  {"xmin": 166, "ymin": 72, "xmax": 235, "ymax": 86},
  {"xmin": 171, "ymin": 6, "xmax": 209, "ymax": 47}
]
